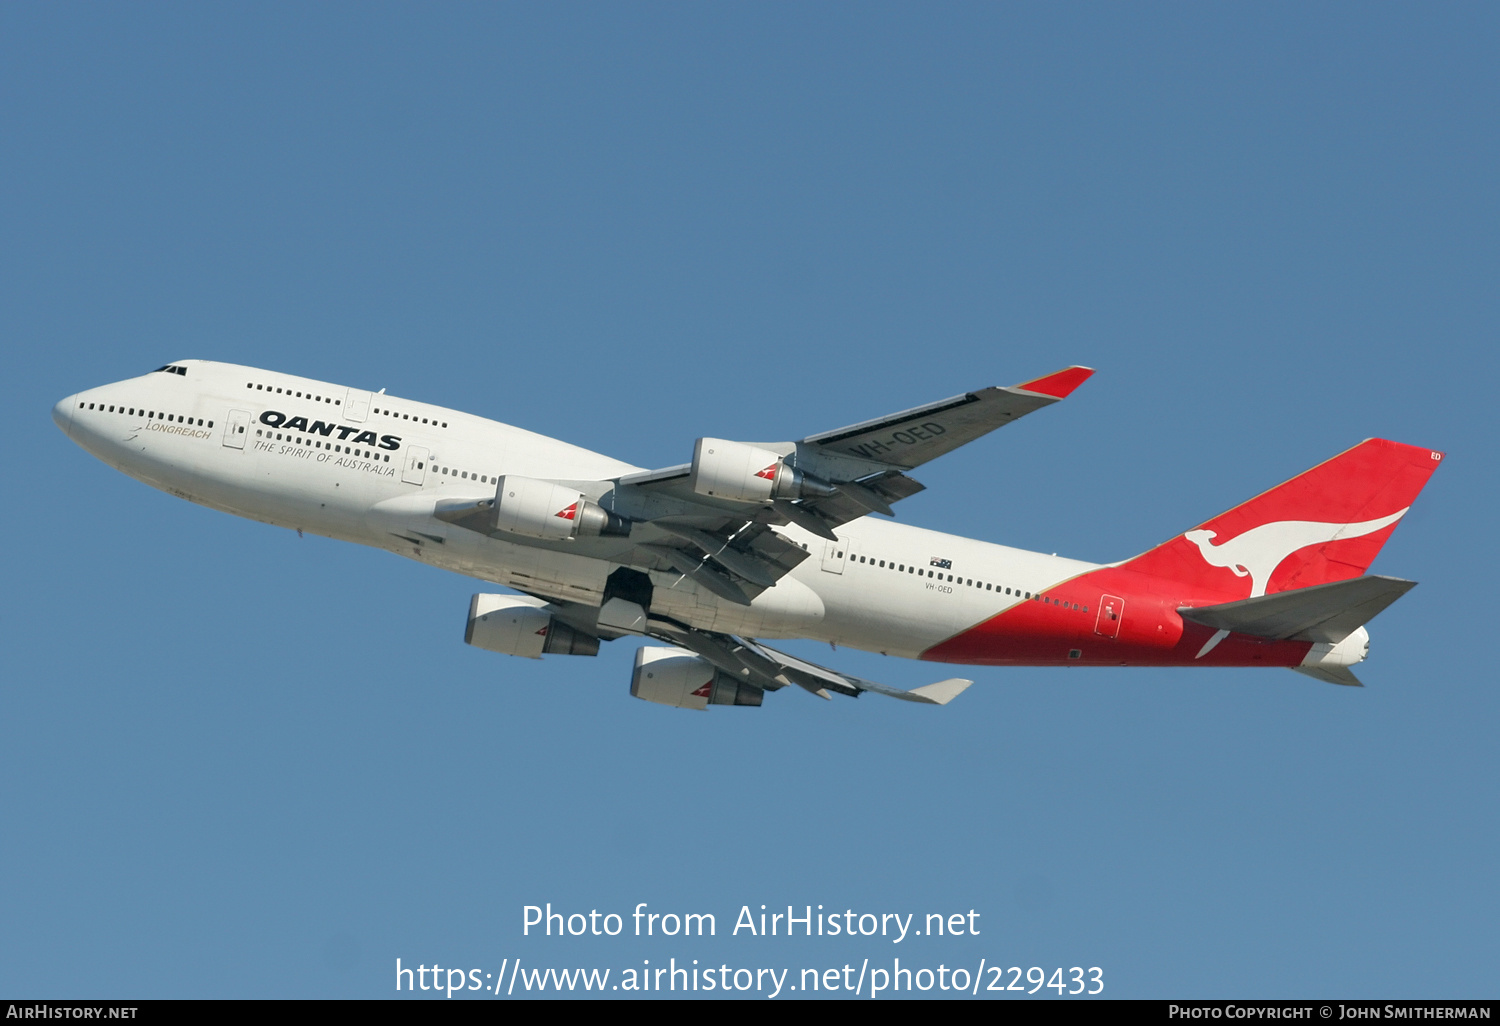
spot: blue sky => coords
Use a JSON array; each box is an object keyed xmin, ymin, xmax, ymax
[{"xmin": 3, "ymin": 3, "xmax": 1495, "ymax": 998}]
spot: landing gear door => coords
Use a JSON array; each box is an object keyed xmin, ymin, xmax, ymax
[
  {"xmin": 1094, "ymin": 594, "xmax": 1124, "ymax": 639},
  {"xmin": 402, "ymin": 445, "xmax": 430, "ymax": 486},
  {"xmin": 223, "ymin": 409, "xmax": 250, "ymax": 449},
  {"xmin": 820, "ymin": 536, "xmax": 847, "ymax": 574}
]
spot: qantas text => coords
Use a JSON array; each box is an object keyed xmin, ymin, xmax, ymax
[{"xmin": 258, "ymin": 410, "xmax": 400, "ymax": 450}]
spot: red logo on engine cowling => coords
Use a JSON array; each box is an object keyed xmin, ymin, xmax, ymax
[
  {"xmin": 755, "ymin": 463, "xmax": 778, "ymax": 481},
  {"xmin": 555, "ymin": 503, "xmax": 578, "ymax": 520},
  {"xmin": 691, "ymin": 682, "xmax": 713, "ymax": 698}
]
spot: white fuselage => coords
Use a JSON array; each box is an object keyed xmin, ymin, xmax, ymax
[{"xmin": 54, "ymin": 361, "xmax": 1099, "ymax": 659}]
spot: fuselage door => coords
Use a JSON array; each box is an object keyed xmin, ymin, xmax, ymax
[
  {"xmin": 223, "ymin": 409, "xmax": 250, "ymax": 449},
  {"xmin": 344, "ymin": 388, "xmax": 372, "ymax": 422},
  {"xmin": 820, "ymin": 536, "xmax": 847, "ymax": 574},
  {"xmin": 1094, "ymin": 594, "xmax": 1124, "ymax": 639},
  {"xmin": 402, "ymin": 445, "xmax": 430, "ymax": 486}
]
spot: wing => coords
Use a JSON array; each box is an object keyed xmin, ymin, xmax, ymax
[
  {"xmin": 643, "ymin": 611, "xmax": 972, "ymax": 705},
  {"xmin": 799, "ymin": 365, "xmax": 1095, "ymax": 473},
  {"xmin": 605, "ymin": 366, "xmax": 1093, "ymax": 600},
  {"xmin": 431, "ymin": 366, "xmax": 1091, "ymax": 608}
]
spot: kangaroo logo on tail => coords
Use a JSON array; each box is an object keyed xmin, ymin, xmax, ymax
[{"xmin": 1184, "ymin": 508, "xmax": 1408, "ymax": 597}]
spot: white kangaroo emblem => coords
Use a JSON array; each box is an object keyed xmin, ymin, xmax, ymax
[{"xmin": 1184, "ymin": 508, "xmax": 1408, "ymax": 598}]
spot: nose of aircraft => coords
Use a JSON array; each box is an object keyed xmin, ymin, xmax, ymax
[{"xmin": 53, "ymin": 394, "xmax": 76, "ymax": 437}]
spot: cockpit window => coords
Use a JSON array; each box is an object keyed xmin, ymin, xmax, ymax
[{"xmin": 153, "ymin": 365, "xmax": 188, "ymax": 376}]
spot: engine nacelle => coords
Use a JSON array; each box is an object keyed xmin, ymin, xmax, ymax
[
  {"xmin": 689, "ymin": 438, "xmax": 834, "ymax": 504},
  {"xmin": 465, "ymin": 594, "xmax": 599, "ymax": 658},
  {"xmin": 630, "ymin": 646, "xmax": 764, "ymax": 710},
  {"xmin": 493, "ymin": 476, "xmax": 630, "ymax": 541}
]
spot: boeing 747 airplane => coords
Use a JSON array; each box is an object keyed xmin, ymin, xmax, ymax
[{"xmin": 52, "ymin": 362, "xmax": 1442, "ymax": 709}]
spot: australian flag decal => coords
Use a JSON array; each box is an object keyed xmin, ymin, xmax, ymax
[{"xmin": 929, "ymin": 557, "xmax": 952, "ymax": 569}]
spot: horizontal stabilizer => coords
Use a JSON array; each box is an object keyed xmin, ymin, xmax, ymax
[
  {"xmin": 1180, "ymin": 575, "xmax": 1416, "ymax": 644},
  {"xmin": 1293, "ymin": 665, "xmax": 1365, "ymax": 687}
]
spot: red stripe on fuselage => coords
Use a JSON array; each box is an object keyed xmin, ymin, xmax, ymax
[{"xmin": 920, "ymin": 564, "xmax": 1313, "ymax": 668}]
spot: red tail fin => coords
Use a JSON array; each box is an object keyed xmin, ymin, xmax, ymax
[{"xmin": 1123, "ymin": 439, "xmax": 1443, "ymax": 601}]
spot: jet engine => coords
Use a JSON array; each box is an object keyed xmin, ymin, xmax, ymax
[
  {"xmin": 630, "ymin": 646, "xmax": 764, "ymax": 710},
  {"xmin": 689, "ymin": 438, "xmax": 835, "ymax": 504},
  {"xmin": 493, "ymin": 475, "xmax": 630, "ymax": 541},
  {"xmin": 465, "ymin": 594, "xmax": 599, "ymax": 658}
]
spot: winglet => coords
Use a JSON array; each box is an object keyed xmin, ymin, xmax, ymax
[
  {"xmin": 1015, "ymin": 365, "xmax": 1094, "ymax": 399},
  {"xmin": 897, "ymin": 678, "xmax": 973, "ymax": 705}
]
